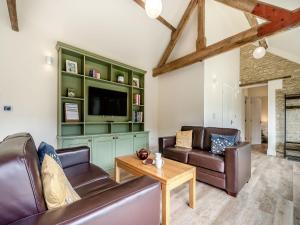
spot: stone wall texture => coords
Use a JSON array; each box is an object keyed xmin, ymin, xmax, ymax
[
  {"xmin": 240, "ymin": 45, "xmax": 300, "ymax": 86},
  {"xmin": 240, "ymin": 44, "xmax": 300, "ymax": 157}
]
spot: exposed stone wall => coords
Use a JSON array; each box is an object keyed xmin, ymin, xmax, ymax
[
  {"xmin": 276, "ymin": 75, "xmax": 300, "ymax": 156},
  {"xmin": 240, "ymin": 45, "xmax": 300, "ymax": 86},
  {"xmin": 240, "ymin": 44, "xmax": 300, "ymax": 157}
]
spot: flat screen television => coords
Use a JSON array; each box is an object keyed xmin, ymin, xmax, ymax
[{"xmin": 88, "ymin": 87, "xmax": 127, "ymax": 116}]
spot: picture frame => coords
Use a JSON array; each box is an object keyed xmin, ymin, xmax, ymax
[
  {"xmin": 67, "ymin": 88, "xmax": 76, "ymax": 98},
  {"xmin": 64, "ymin": 103, "xmax": 80, "ymax": 122},
  {"xmin": 66, "ymin": 60, "xmax": 78, "ymax": 74},
  {"xmin": 132, "ymin": 77, "xmax": 140, "ymax": 88}
]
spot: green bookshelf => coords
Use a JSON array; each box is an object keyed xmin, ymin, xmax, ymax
[
  {"xmin": 57, "ymin": 42, "xmax": 146, "ymax": 137},
  {"xmin": 57, "ymin": 42, "xmax": 149, "ymax": 171}
]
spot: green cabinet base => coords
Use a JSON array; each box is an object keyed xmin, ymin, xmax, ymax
[{"xmin": 57, "ymin": 132, "xmax": 149, "ymax": 171}]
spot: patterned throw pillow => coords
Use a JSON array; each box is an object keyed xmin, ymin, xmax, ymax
[
  {"xmin": 175, "ymin": 130, "xmax": 193, "ymax": 149},
  {"xmin": 42, "ymin": 155, "xmax": 81, "ymax": 209},
  {"xmin": 210, "ymin": 134, "xmax": 235, "ymax": 155},
  {"xmin": 38, "ymin": 142, "xmax": 63, "ymax": 168}
]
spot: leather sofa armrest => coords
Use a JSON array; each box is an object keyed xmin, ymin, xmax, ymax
[
  {"xmin": 225, "ymin": 142, "xmax": 251, "ymax": 197},
  {"xmin": 159, "ymin": 136, "xmax": 176, "ymax": 153},
  {"xmin": 12, "ymin": 176, "xmax": 161, "ymax": 225},
  {"xmin": 56, "ymin": 146, "xmax": 90, "ymax": 169}
]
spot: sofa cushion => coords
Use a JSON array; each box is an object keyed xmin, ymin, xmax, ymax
[
  {"xmin": 210, "ymin": 134, "xmax": 235, "ymax": 155},
  {"xmin": 203, "ymin": 127, "xmax": 240, "ymax": 151},
  {"xmin": 38, "ymin": 142, "xmax": 63, "ymax": 168},
  {"xmin": 181, "ymin": 126, "xmax": 204, "ymax": 149},
  {"xmin": 75, "ymin": 178, "xmax": 118, "ymax": 198},
  {"xmin": 188, "ymin": 150, "xmax": 225, "ymax": 173},
  {"xmin": 163, "ymin": 147, "xmax": 191, "ymax": 163},
  {"xmin": 175, "ymin": 130, "xmax": 193, "ymax": 149},
  {"xmin": 41, "ymin": 155, "xmax": 81, "ymax": 210},
  {"xmin": 64, "ymin": 163, "xmax": 109, "ymax": 189}
]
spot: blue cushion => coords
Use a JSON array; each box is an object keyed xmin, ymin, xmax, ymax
[
  {"xmin": 210, "ymin": 134, "xmax": 235, "ymax": 155},
  {"xmin": 38, "ymin": 142, "xmax": 62, "ymax": 168}
]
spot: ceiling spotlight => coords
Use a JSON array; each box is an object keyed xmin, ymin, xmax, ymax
[
  {"xmin": 145, "ymin": 0, "xmax": 162, "ymax": 19},
  {"xmin": 253, "ymin": 46, "xmax": 266, "ymax": 59}
]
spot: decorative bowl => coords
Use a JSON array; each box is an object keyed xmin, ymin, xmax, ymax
[{"xmin": 136, "ymin": 149, "xmax": 151, "ymax": 160}]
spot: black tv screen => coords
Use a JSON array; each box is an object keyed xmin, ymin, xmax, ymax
[{"xmin": 88, "ymin": 87, "xmax": 127, "ymax": 116}]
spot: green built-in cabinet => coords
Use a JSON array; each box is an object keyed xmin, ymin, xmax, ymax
[
  {"xmin": 56, "ymin": 42, "xmax": 148, "ymax": 171},
  {"xmin": 57, "ymin": 132, "xmax": 149, "ymax": 170}
]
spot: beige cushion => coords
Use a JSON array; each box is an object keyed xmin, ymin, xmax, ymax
[
  {"xmin": 41, "ymin": 155, "xmax": 81, "ymax": 210},
  {"xmin": 175, "ymin": 130, "xmax": 193, "ymax": 149}
]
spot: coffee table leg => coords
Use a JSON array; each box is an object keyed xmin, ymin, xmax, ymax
[
  {"xmin": 189, "ymin": 172, "xmax": 196, "ymax": 209},
  {"xmin": 115, "ymin": 160, "xmax": 120, "ymax": 183},
  {"xmin": 162, "ymin": 184, "xmax": 170, "ymax": 225}
]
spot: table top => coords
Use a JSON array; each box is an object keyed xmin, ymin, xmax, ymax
[{"xmin": 116, "ymin": 154, "xmax": 195, "ymax": 184}]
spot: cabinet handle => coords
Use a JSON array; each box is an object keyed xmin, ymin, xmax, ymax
[
  {"xmin": 134, "ymin": 135, "xmax": 137, "ymax": 137},
  {"xmin": 115, "ymin": 136, "xmax": 119, "ymax": 139}
]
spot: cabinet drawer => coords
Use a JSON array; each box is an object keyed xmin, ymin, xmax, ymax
[
  {"xmin": 115, "ymin": 134, "xmax": 134, "ymax": 157},
  {"xmin": 62, "ymin": 138, "xmax": 92, "ymax": 149},
  {"xmin": 92, "ymin": 136, "xmax": 115, "ymax": 171}
]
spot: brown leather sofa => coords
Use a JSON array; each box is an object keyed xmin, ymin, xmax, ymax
[
  {"xmin": 0, "ymin": 133, "xmax": 160, "ymax": 225},
  {"xmin": 159, "ymin": 126, "xmax": 251, "ymax": 197}
]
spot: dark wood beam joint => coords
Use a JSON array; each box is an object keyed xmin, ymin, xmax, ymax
[
  {"xmin": 196, "ymin": 0, "xmax": 206, "ymax": 51},
  {"xmin": 157, "ymin": 0, "xmax": 198, "ymax": 67},
  {"xmin": 6, "ymin": 0, "xmax": 19, "ymax": 32}
]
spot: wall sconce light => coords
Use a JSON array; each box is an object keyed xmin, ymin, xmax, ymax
[{"xmin": 45, "ymin": 56, "xmax": 54, "ymax": 65}]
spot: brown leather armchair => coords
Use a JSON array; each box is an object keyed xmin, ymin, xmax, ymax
[
  {"xmin": 159, "ymin": 126, "xmax": 251, "ymax": 197},
  {"xmin": 0, "ymin": 133, "xmax": 160, "ymax": 225}
]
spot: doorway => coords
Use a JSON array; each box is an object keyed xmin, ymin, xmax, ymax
[{"xmin": 244, "ymin": 85, "xmax": 268, "ymax": 147}]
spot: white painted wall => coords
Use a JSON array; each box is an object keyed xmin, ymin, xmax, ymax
[
  {"xmin": 157, "ymin": 3, "xmax": 204, "ymax": 137},
  {"xmin": 157, "ymin": 0, "xmax": 248, "ymax": 138},
  {"xmin": 0, "ymin": 0, "xmax": 170, "ymax": 148},
  {"xmin": 268, "ymin": 79, "xmax": 283, "ymax": 156},
  {"xmin": 203, "ymin": 50, "xmax": 246, "ymax": 141},
  {"xmin": 157, "ymin": 63, "xmax": 204, "ymax": 136}
]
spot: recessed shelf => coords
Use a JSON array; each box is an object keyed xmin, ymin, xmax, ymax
[
  {"xmin": 112, "ymin": 122, "xmax": 132, "ymax": 124},
  {"xmin": 62, "ymin": 71, "xmax": 84, "ymax": 78},
  {"xmin": 132, "ymin": 86, "xmax": 144, "ymax": 90},
  {"xmin": 61, "ymin": 96, "xmax": 84, "ymax": 101},
  {"xmin": 85, "ymin": 122, "xmax": 110, "ymax": 125},
  {"xmin": 62, "ymin": 122, "xmax": 84, "ymax": 125},
  {"xmin": 133, "ymin": 104, "xmax": 144, "ymax": 107},
  {"xmin": 85, "ymin": 76, "xmax": 132, "ymax": 88}
]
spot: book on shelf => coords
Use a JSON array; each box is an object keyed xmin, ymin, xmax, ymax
[
  {"xmin": 134, "ymin": 94, "xmax": 141, "ymax": 105},
  {"xmin": 132, "ymin": 111, "xmax": 143, "ymax": 123}
]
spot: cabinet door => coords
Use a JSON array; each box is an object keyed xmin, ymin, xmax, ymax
[
  {"xmin": 62, "ymin": 138, "xmax": 92, "ymax": 149},
  {"xmin": 92, "ymin": 136, "xmax": 115, "ymax": 171},
  {"xmin": 133, "ymin": 133, "xmax": 149, "ymax": 151},
  {"xmin": 115, "ymin": 134, "xmax": 134, "ymax": 157}
]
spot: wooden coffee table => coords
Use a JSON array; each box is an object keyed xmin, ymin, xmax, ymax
[{"xmin": 115, "ymin": 155, "xmax": 196, "ymax": 225}]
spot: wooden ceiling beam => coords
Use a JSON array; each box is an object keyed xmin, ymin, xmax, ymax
[
  {"xmin": 6, "ymin": 0, "xmax": 19, "ymax": 32},
  {"xmin": 244, "ymin": 12, "xmax": 268, "ymax": 49},
  {"xmin": 153, "ymin": 6, "xmax": 300, "ymax": 77},
  {"xmin": 152, "ymin": 0, "xmax": 300, "ymax": 76},
  {"xmin": 196, "ymin": 0, "xmax": 206, "ymax": 51},
  {"xmin": 157, "ymin": 0, "xmax": 198, "ymax": 67},
  {"xmin": 214, "ymin": 0, "xmax": 257, "ymax": 13},
  {"xmin": 153, "ymin": 27, "xmax": 259, "ymax": 76},
  {"xmin": 133, "ymin": 0, "xmax": 176, "ymax": 32}
]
